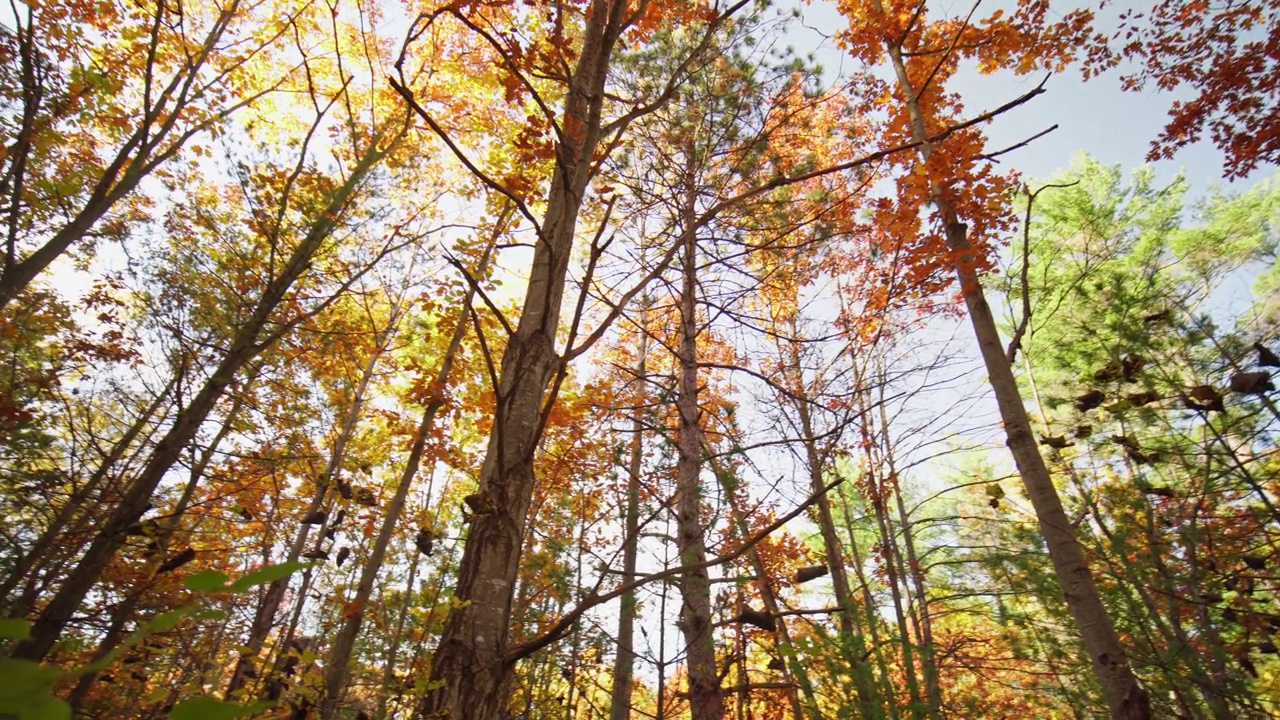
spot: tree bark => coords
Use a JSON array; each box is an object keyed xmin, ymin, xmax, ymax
[
  {"xmin": 671, "ymin": 165, "xmax": 723, "ymax": 720},
  {"xmin": 414, "ymin": 3, "xmax": 627, "ymax": 716},
  {"xmin": 225, "ymin": 307, "xmax": 395, "ymax": 696}
]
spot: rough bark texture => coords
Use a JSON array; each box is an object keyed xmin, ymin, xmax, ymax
[
  {"xmin": 673, "ymin": 205, "xmax": 722, "ymax": 720},
  {"xmin": 414, "ymin": 3, "xmax": 626, "ymax": 717}
]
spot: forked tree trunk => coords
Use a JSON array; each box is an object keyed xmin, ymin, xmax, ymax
[{"xmin": 414, "ymin": 2, "xmax": 627, "ymax": 716}]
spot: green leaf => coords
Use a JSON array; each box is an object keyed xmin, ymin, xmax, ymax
[
  {"xmin": 0, "ymin": 659, "xmax": 65, "ymax": 720},
  {"xmin": 228, "ymin": 561, "xmax": 307, "ymax": 593},
  {"xmin": 168, "ymin": 696, "xmax": 270, "ymax": 720},
  {"xmin": 73, "ymin": 607, "xmax": 197, "ymax": 678},
  {"xmin": 183, "ymin": 570, "xmax": 230, "ymax": 593},
  {"xmin": 0, "ymin": 659, "xmax": 63, "ymax": 701},
  {"xmin": 18, "ymin": 694, "xmax": 70, "ymax": 720},
  {"xmin": 0, "ymin": 619, "xmax": 31, "ymax": 640},
  {"xmin": 148, "ymin": 608, "xmax": 194, "ymax": 634}
]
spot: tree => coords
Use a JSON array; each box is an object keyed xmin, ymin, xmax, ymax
[
  {"xmin": 0, "ymin": 0, "xmax": 299, "ymax": 310},
  {"xmin": 833, "ymin": 0, "xmax": 1153, "ymax": 715},
  {"xmin": 1085, "ymin": 0, "xmax": 1280, "ymax": 179}
]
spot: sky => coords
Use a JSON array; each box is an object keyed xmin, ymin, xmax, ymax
[{"xmin": 788, "ymin": 0, "xmax": 1277, "ymax": 197}]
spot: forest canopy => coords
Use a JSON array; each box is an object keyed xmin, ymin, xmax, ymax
[{"xmin": 0, "ymin": 0, "xmax": 1277, "ymax": 719}]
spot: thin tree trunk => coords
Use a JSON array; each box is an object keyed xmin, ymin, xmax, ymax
[
  {"xmin": 839, "ymin": 485, "xmax": 899, "ymax": 720},
  {"xmin": 0, "ymin": 0, "xmax": 247, "ymax": 313},
  {"xmin": 377, "ymin": 546, "xmax": 420, "ymax": 720},
  {"xmin": 1, "ymin": 372, "xmax": 177, "ymax": 616},
  {"xmin": 711, "ymin": 451, "xmax": 810, "ymax": 719},
  {"xmin": 414, "ymin": 2, "xmax": 627, "ymax": 715},
  {"xmin": 226, "ymin": 296, "xmax": 402, "ymax": 696},
  {"xmin": 871, "ymin": 10, "xmax": 1151, "ymax": 715},
  {"xmin": 320, "ymin": 274, "xmax": 479, "ymax": 717},
  {"xmin": 12, "ymin": 138, "xmax": 391, "ymax": 663},
  {"xmin": 788, "ymin": 339, "xmax": 882, "ymax": 719},
  {"xmin": 68, "ymin": 390, "xmax": 243, "ymax": 710},
  {"xmin": 872, "ymin": 381, "xmax": 941, "ymax": 719},
  {"xmin": 609, "ymin": 307, "xmax": 648, "ymax": 720}
]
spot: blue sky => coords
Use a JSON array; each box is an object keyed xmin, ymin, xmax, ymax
[{"xmin": 788, "ymin": 0, "xmax": 1277, "ymax": 197}]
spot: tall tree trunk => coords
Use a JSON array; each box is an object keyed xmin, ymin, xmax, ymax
[
  {"xmin": 838, "ymin": 484, "xmax": 899, "ymax": 720},
  {"xmin": 12, "ymin": 141, "xmax": 390, "ymax": 663},
  {"xmin": 672, "ymin": 170, "xmax": 723, "ymax": 720},
  {"xmin": 609, "ymin": 307, "xmax": 648, "ymax": 720},
  {"xmin": 871, "ymin": 12, "xmax": 1151, "ymax": 715},
  {"xmin": 944, "ymin": 221, "xmax": 1150, "ymax": 717},
  {"xmin": 320, "ymin": 278, "xmax": 477, "ymax": 718},
  {"xmin": 786, "ymin": 336, "xmax": 882, "ymax": 719},
  {"xmin": 414, "ymin": 2, "xmax": 626, "ymax": 716},
  {"xmin": 871, "ymin": 382, "xmax": 941, "ymax": 719},
  {"xmin": 226, "ymin": 304, "xmax": 396, "ymax": 696},
  {"xmin": 378, "ymin": 546, "xmax": 421, "ymax": 719}
]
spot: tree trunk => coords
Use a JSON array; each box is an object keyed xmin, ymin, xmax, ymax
[
  {"xmin": 68, "ymin": 393, "xmax": 239, "ymax": 709},
  {"xmin": 787, "ymin": 336, "xmax": 882, "ymax": 719},
  {"xmin": 226, "ymin": 308, "xmax": 395, "ymax": 696},
  {"xmin": 1, "ymin": 372, "xmax": 177, "ymax": 617},
  {"xmin": 870, "ymin": 382, "xmax": 940, "ymax": 719},
  {"xmin": 378, "ymin": 547, "xmax": 421, "ymax": 719},
  {"xmin": 946, "ymin": 220, "xmax": 1150, "ymax": 717},
  {"xmin": 710, "ymin": 451, "xmax": 810, "ymax": 719},
  {"xmin": 12, "ymin": 141, "xmax": 388, "ymax": 663},
  {"xmin": 609, "ymin": 308, "xmax": 647, "ymax": 720},
  {"xmin": 869, "ymin": 12, "xmax": 1151, "ymax": 714},
  {"xmin": 671, "ymin": 167, "xmax": 723, "ymax": 720},
  {"xmin": 0, "ymin": 0, "xmax": 245, "ymax": 313},
  {"xmin": 414, "ymin": 2, "xmax": 626, "ymax": 716},
  {"xmin": 320, "ymin": 282, "xmax": 476, "ymax": 718}
]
